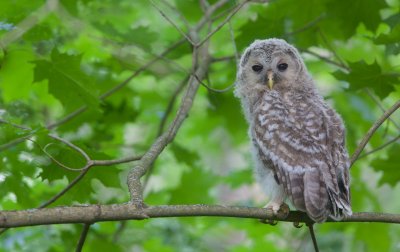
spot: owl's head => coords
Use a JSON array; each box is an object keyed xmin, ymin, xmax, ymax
[{"xmin": 235, "ymin": 38, "xmax": 312, "ymax": 99}]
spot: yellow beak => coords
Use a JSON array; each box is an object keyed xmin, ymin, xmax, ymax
[{"xmin": 267, "ymin": 71, "xmax": 274, "ymax": 90}]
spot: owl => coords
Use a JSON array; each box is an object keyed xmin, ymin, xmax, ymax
[{"xmin": 234, "ymin": 38, "xmax": 352, "ymax": 223}]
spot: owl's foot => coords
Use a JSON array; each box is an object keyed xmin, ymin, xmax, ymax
[{"xmin": 260, "ymin": 202, "xmax": 290, "ymax": 225}]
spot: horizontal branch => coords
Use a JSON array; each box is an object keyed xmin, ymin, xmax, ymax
[{"xmin": 1, "ymin": 204, "xmax": 399, "ymax": 228}]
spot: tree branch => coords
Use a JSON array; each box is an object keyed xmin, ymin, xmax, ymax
[
  {"xmin": 196, "ymin": 0, "xmax": 250, "ymax": 47},
  {"xmin": 350, "ymin": 100, "xmax": 400, "ymax": 166},
  {"xmin": 76, "ymin": 223, "xmax": 91, "ymax": 252},
  {"xmin": 357, "ymin": 134, "xmax": 400, "ymax": 160},
  {"xmin": 1, "ymin": 204, "xmax": 400, "ymax": 228},
  {"xmin": 365, "ymin": 88, "xmax": 400, "ymax": 130},
  {"xmin": 127, "ymin": 40, "xmax": 212, "ymax": 205},
  {"xmin": 148, "ymin": 0, "xmax": 196, "ymax": 45}
]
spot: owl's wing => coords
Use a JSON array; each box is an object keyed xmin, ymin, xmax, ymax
[
  {"xmin": 323, "ymin": 106, "xmax": 352, "ymax": 218},
  {"xmin": 253, "ymin": 97, "xmax": 350, "ymax": 222}
]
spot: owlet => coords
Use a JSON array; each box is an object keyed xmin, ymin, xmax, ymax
[{"xmin": 234, "ymin": 38, "xmax": 352, "ymax": 222}]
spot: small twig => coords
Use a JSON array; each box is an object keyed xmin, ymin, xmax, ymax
[
  {"xmin": 0, "ymin": 119, "xmax": 31, "ymax": 130},
  {"xmin": 76, "ymin": 223, "xmax": 91, "ymax": 252},
  {"xmin": 306, "ymin": 223, "xmax": 319, "ymax": 252},
  {"xmin": 200, "ymin": 0, "xmax": 211, "ymax": 13},
  {"xmin": 112, "ymin": 221, "xmax": 127, "ymax": 243},
  {"xmin": 365, "ymin": 89, "xmax": 400, "ymax": 130},
  {"xmin": 210, "ymin": 4, "xmax": 236, "ymax": 22},
  {"xmin": 302, "ymin": 49, "xmax": 349, "ymax": 70},
  {"xmin": 159, "ymin": 54, "xmax": 234, "ymax": 93},
  {"xmin": 39, "ymin": 169, "xmax": 90, "ymax": 208},
  {"xmin": 318, "ymin": 28, "xmax": 347, "ymax": 69},
  {"xmin": 228, "ymin": 21, "xmax": 240, "ymax": 65},
  {"xmin": 196, "ymin": 0, "xmax": 250, "ymax": 47},
  {"xmin": 49, "ymin": 134, "xmax": 90, "ymax": 158},
  {"xmin": 211, "ymin": 55, "xmax": 236, "ymax": 63},
  {"xmin": 46, "ymin": 38, "xmax": 186, "ymax": 130},
  {"xmin": 357, "ymin": 134, "xmax": 400, "ymax": 160},
  {"xmin": 157, "ymin": 77, "xmax": 190, "ymax": 137},
  {"xmin": 350, "ymin": 100, "xmax": 400, "ymax": 166},
  {"xmin": 40, "ymin": 142, "xmax": 87, "ymax": 172},
  {"xmin": 285, "ymin": 14, "xmax": 325, "ymax": 36},
  {"xmin": 160, "ymin": 0, "xmax": 191, "ymax": 30},
  {"xmin": 148, "ymin": 0, "xmax": 196, "ymax": 46},
  {"xmin": 38, "ymin": 153, "xmax": 143, "ymax": 209}
]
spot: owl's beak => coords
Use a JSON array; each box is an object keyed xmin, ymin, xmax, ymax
[{"xmin": 267, "ymin": 71, "xmax": 274, "ymax": 89}]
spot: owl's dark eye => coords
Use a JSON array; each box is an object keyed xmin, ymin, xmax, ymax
[
  {"xmin": 252, "ymin": 64, "xmax": 263, "ymax": 72},
  {"xmin": 277, "ymin": 63, "xmax": 288, "ymax": 71}
]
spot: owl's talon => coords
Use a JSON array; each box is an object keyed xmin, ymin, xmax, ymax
[
  {"xmin": 293, "ymin": 222, "xmax": 303, "ymax": 228},
  {"xmin": 277, "ymin": 202, "xmax": 290, "ymax": 219}
]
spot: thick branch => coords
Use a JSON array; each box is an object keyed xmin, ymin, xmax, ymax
[
  {"xmin": 127, "ymin": 43, "xmax": 212, "ymax": 204},
  {"xmin": 1, "ymin": 204, "xmax": 399, "ymax": 228}
]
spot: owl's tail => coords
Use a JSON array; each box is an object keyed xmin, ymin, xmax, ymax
[{"xmin": 327, "ymin": 187, "xmax": 352, "ymax": 221}]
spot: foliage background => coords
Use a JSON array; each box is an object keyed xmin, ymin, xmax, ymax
[{"xmin": 0, "ymin": 0, "xmax": 399, "ymax": 251}]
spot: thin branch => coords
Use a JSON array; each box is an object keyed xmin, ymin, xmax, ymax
[
  {"xmin": 112, "ymin": 221, "xmax": 127, "ymax": 243},
  {"xmin": 318, "ymin": 28, "xmax": 347, "ymax": 69},
  {"xmin": 307, "ymin": 224, "xmax": 319, "ymax": 252},
  {"xmin": 228, "ymin": 21, "xmax": 240, "ymax": 66},
  {"xmin": 157, "ymin": 77, "xmax": 190, "ymax": 137},
  {"xmin": 76, "ymin": 223, "xmax": 91, "ymax": 252},
  {"xmin": 365, "ymin": 89, "xmax": 400, "ymax": 130},
  {"xmin": 49, "ymin": 134, "xmax": 90, "ymax": 160},
  {"xmin": 0, "ymin": 119, "xmax": 31, "ymax": 130},
  {"xmin": 127, "ymin": 41, "xmax": 212, "ymax": 205},
  {"xmin": 357, "ymin": 134, "xmax": 400, "ymax": 160},
  {"xmin": 38, "ymin": 154, "xmax": 143, "ymax": 209},
  {"xmin": 38, "ymin": 169, "xmax": 91, "ymax": 208},
  {"xmin": 211, "ymin": 55, "xmax": 236, "ymax": 63},
  {"xmin": 200, "ymin": 0, "xmax": 210, "ymax": 13},
  {"xmin": 285, "ymin": 14, "xmax": 325, "ymax": 36},
  {"xmin": 158, "ymin": 54, "xmax": 233, "ymax": 93},
  {"xmin": 91, "ymin": 155, "xmax": 143, "ymax": 166},
  {"xmin": 210, "ymin": 4, "xmax": 236, "ymax": 22},
  {"xmin": 46, "ymin": 38, "xmax": 186, "ymax": 130},
  {"xmin": 148, "ymin": 0, "xmax": 196, "ymax": 45},
  {"xmin": 196, "ymin": 0, "xmax": 250, "ymax": 47},
  {"xmin": 350, "ymin": 100, "xmax": 400, "ymax": 166},
  {"xmin": 160, "ymin": 0, "xmax": 191, "ymax": 30},
  {"xmin": 1, "ymin": 205, "xmax": 400, "ymax": 228},
  {"xmin": 302, "ymin": 49, "xmax": 349, "ymax": 70}
]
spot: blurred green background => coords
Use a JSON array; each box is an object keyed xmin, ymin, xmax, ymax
[{"xmin": 0, "ymin": 0, "xmax": 399, "ymax": 251}]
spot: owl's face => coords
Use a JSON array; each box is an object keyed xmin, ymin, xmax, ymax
[{"xmin": 235, "ymin": 39, "xmax": 309, "ymax": 98}]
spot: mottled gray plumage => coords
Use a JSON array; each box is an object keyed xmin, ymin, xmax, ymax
[{"xmin": 235, "ymin": 38, "xmax": 351, "ymax": 223}]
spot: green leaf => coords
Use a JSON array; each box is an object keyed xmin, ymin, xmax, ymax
[
  {"xmin": 236, "ymin": 3, "xmax": 285, "ymax": 51},
  {"xmin": 169, "ymin": 167, "xmax": 218, "ymax": 204},
  {"xmin": 32, "ymin": 48, "xmax": 100, "ymax": 112},
  {"xmin": 224, "ymin": 169, "xmax": 252, "ymax": 189},
  {"xmin": 326, "ymin": 0, "xmax": 387, "ymax": 38},
  {"xmin": 94, "ymin": 23, "xmax": 158, "ymax": 50},
  {"xmin": 371, "ymin": 144, "xmax": 400, "ymax": 187},
  {"xmin": 333, "ymin": 61, "xmax": 398, "ymax": 99},
  {"xmin": 0, "ymin": 49, "xmax": 34, "ymax": 102},
  {"xmin": 374, "ymin": 24, "xmax": 400, "ymax": 46},
  {"xmin": 170, "ymin": 143, "xmax": 200, "ymax": 167}
]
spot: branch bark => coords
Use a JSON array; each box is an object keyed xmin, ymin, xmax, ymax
[{"xmin": 1, "ymin": 204, "xmax": 400, "ymax": 228}]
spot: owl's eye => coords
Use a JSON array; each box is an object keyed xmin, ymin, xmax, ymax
[
  {"xmin": 277, "ymin": 63, "xmax": 288, "ymax": 71},
  {"xmin": 251, "ymin": 64, "xmax": 263, "ymax": 72}
]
